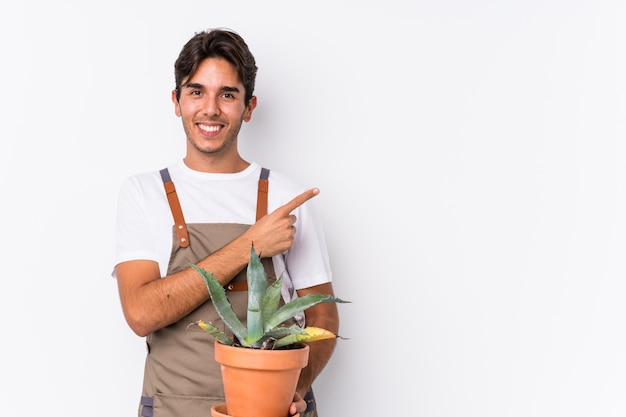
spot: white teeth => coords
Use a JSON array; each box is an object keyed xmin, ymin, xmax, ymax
[{"xmin": 199, "ymin": 124, "xmax": 220, "ymax": 132}]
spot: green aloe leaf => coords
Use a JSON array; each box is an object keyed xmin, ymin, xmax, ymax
[
  {"xmin": 261, "ymin": 276, "xmax": 283, "ymax": 324},
  {"xmin": 249, "ymin": 325, "xmax": 305, "ymax": 349},
  {"xmin": 245, "ymin": 244, "xmax": 267, "ymax": 344},
  {"xmin": 264, "ymin": 324, "xmax": 306, "ymax": 339},
  {"xmin": 265, "ymin": 294, "xmax": 350, "ymax": 331},
  {"xmin": 274, "ymin": 326, "xmax": 337, "ymax": 349},
  {"xmin": 191, "ymin": 264, "xmax": 249, "ymax": 346},
  {"xmin": 194, "ymin": 320, "xmax": 234, "ymax": 346}
]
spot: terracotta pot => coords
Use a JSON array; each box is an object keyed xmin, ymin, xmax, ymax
[{"xmin": 214, "ymin": 341, "xmax": 309, "ymax": 417}]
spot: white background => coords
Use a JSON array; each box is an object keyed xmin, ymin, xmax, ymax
[{"xmin": 1, "ymin": 1, "xmax": 625, "ymax": 416}]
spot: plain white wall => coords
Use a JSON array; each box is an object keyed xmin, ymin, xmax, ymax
[{"xmin": 1, "ymin": 1, "xmax": 625, "ymax": 416}]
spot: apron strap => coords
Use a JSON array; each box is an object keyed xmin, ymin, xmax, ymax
[
  {"xmin": 140, "ymin": 396, "xmax": 154, "ymax": 417},
  {"xmin": 256, "ymin": 167, "xmax": 270, "ymax": 221},
  {"xmin": 160, "ymin": 168, "xmax": 190, "ymax": 248}
]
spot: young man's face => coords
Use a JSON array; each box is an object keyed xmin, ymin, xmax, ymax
[{"xmin": 172, "ymin": 57, "xmax": 256, "ymax": 159}]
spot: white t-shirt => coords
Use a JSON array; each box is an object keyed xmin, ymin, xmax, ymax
[{"xmin": 113, "ymin": 160, "xmax": 332, "ymax": 301}]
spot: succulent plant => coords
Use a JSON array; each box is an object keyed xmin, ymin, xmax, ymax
[{"xmin": 191, "ymin": 244, "xmax": 348, "ymax": 350}]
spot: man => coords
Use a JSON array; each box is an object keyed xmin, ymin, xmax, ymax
[{"xmin": 113, "ymin": 28, "xmax": 339, "ymax": 417}]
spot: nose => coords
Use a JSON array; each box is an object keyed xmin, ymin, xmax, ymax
[{"xmin": 203, "ymin": 95, "xmax": 221, "ymax": 116}]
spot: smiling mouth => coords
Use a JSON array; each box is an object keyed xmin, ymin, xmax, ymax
[{"xmin": 198, "ymin": 124, "xmax": 222, "ymax": 133}]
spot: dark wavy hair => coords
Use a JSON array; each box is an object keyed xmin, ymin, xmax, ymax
[{"xmin": 174, "ymin": 28, "xmax": 257, "ymax": 106}]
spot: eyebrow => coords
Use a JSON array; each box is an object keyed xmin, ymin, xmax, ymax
[{"xmin": 183, "ymin": 82, "xmax": 241, "ymax": 94}]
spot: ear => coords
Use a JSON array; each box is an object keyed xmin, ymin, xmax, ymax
[
  {"xmin": 243, "ymin": 96, "xmax": 257, "ymax": 122},
  {"xmin": 172, "ymin": 89, "xmax": 182, "ymax": 117}
]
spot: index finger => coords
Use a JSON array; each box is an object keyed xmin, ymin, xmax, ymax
[{"xmin": 274, "ymin": 188, "xmax": 320, "ymax": 216}]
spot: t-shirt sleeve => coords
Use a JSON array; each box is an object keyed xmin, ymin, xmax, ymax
[{"xmin": 112, "ymin": 177, "xmax": 160, "ymax": 277}]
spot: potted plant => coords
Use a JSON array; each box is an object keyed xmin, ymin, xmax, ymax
[{"xmin": 190, "ymin": 244, "xmax": 348, "ymax": 417}]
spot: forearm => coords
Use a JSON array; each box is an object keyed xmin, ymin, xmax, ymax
[
  {"xmin": 118, "ymin": 234, "xmax": 253, "ymax": 336},
  {"xmin": 296, "ymin": 338, "xmax": 337, "ymax": 397},
  {"xmin": 194, "ymin": 233, "xmax": 253, "ymax": 283},
  {"xmin": 294, "ymin": 298, "xmax": 339, "ymax": 397},
  {"xmin": 131, "ymin": 267, "xmax": 212, "ymax": 335}
]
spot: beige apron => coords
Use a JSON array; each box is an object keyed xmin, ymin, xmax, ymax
[{"xmin": 138, "ymin": 167, "xmax": 318, "ymax": 417}]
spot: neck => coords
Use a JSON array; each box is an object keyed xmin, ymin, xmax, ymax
[{"xmin": 183, "ymin": 154, "xmax": 250, "ymax": 173}]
